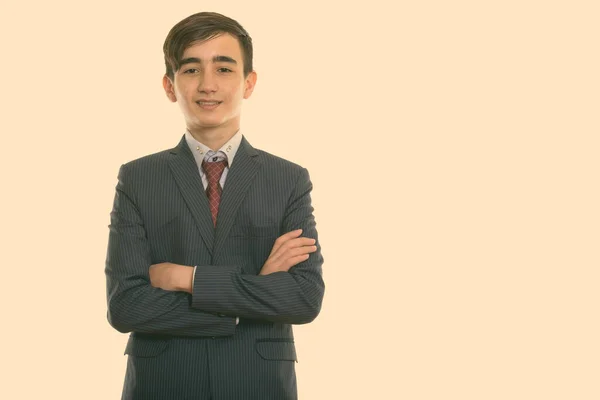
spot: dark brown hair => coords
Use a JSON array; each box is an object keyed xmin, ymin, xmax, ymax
[{"xmin": 163, "ymin": 12, "xmax": 253, "ymax": 80}]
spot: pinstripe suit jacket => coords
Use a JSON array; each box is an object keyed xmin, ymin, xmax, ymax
[{"xmin": 105, "ymin": 134, "xmax": 325, "ymax": 400}]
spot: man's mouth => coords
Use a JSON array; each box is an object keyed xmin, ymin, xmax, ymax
[{"xmin": 196, "ymin": 100, "xmax": 222, "ymax": 110}]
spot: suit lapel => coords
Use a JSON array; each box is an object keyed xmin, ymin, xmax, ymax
[
  {"xmin": 168, "ymin": 135, "xmax": 215, "ymax": 255},
  {"xmin": 214, "ymin": 136, "xmax": 261, "ymax": 254}
]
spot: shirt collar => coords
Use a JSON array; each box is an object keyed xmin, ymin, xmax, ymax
[{"xmin": 184, "ymin": 129, "xmax": 243, "ymax": 167}]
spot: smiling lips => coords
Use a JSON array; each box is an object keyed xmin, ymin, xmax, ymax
[{"xmin": 196, "ymin": 100, "xmax": 222, "ymax": 110}]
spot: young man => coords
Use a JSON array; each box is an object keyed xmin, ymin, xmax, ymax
[{"xmin": 105, "ymin": 11, "xmax": 325, "ymax": 400}]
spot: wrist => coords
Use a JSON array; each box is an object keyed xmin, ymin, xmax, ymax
[{"xmin": 175, "ymin": 265, "xmax": 194, "ymax": 293}]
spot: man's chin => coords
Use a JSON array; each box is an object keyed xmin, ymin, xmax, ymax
[{"xmin": 187, "ymin": 119, "xmax": 230, "ymax": 131}]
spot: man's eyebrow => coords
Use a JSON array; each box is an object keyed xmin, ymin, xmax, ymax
[
  {"xmin": 213, "ymin": 55, "xmax": 238, "ymax": 64},
  {"xmin": 179, "ymin": 55, "xmax": 238, "ymax": 66}
]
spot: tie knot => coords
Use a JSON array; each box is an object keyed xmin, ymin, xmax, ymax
[{"xmin": 202, "ymin": 159, "xmax": 228, "ymax": 185}]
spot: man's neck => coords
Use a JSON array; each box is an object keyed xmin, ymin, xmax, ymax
[{"xmin": 187, "ymin": 126, "xmax": 239, "ymax": 151}]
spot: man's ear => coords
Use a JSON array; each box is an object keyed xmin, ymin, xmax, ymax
[
  {"xmin": 162, "ymin": 75, "xmax": 177, "ymax": 102},
  {"xmin": 243, "ymin": 71, "xmax": 258, "ymax": 99}
]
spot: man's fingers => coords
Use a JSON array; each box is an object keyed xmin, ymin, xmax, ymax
[
  {"xmin": 275, "ymin": 236, "xmax": 316, "ymax": 252},
  {"xmin": 277, "ymin": 229, "xmax": 303, "ymax": 242},
  {"xmin": 293, "ymin": 237, "xmax": 317, "ymax": 246},
  {"xmin": 270, "ymin": 229, "xmax": 303, "ymax": 254},
  {"xmin": 264, "ymin": 229, "xmax": 318, "ymax": 273},
  {"xmin": 270, "ymin": 229, "xmax": 307, "ymax": 255},
  {"xmin": 269, "ymin": 238, "xmax": 316, "ymax": 264},
  {"xmin": 268, "ymin": 244, "xmax": 317, "ymax": 270},
  {"xmin": 288, "ymin": 245, "xmax": 317, "ymax": 257}
]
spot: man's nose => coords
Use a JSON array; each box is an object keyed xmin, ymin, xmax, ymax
[{"xmin": 198, "ymin": 70, "xmax": 217, "ymax": 93}]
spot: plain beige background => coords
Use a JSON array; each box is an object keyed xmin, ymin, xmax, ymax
[{"xmin": 1, "ymin": 0, "xmax": 599, "ymax": 399}]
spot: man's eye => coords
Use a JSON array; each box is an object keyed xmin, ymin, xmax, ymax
[
  {"xmin": 218, "ymin": 68, "xmax": 232, "ymax": 73},
  {"xmin": 184, "ymin": 68, "xmax": 199, "ymax": 74}
]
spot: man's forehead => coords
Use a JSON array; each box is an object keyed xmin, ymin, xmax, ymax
[{"xmin": 182, "ymin": 34, "xmax": 242, "ymax": 59}]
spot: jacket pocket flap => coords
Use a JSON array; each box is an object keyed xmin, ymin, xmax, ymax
[
  {"xmin": 255, "ymin": 339, "xmax": 297, "ymax": 361},
  {"xmin": 124, "ymin": 335, "xmax": 169, "ymax": 358},
  {"xmin": 230, "ymin": 225, "xmax": 279, "ymax": 238}
]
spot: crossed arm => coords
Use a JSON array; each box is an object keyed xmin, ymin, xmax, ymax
[
  {"xmin": 105, "ymin": 164, "xmax": 324, "ymax": 336},
  {"xmin": 150, "ymin": 228, "xmax": 317, "ymax": 302}
]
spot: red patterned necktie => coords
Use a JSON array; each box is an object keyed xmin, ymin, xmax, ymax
[{"xmin": 202, "ymin": 159, "xmax": 228, "ymax": 226}]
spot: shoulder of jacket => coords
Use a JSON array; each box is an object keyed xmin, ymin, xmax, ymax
[
  {"xmin": 120, "ymin": 148, "xmax": 172, "ymax": 170},
  {"xmin": 255, "ymin": 148, "xmax": 306, "ymax": 173}
]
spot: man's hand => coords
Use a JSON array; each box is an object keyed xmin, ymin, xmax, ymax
[
  {"xmin": 149, "ymin": 262, "xmax": 194, "ymax": 293},
  {"xmin": 259, "ymin": 229, "xmax": 317, "ymax": 275}
]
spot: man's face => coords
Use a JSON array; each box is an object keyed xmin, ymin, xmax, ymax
[{"xmin": 163, "ymin": 33, "xmax": 256, "ymax": 134}]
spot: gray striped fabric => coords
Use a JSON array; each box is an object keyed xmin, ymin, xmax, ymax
[{"xmin": 105, "ymin": 134, "xmax": 325, "ymax": 399}]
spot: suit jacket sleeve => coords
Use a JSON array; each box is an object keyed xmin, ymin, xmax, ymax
[
  {"xmin": 190, "ymin": 167, "xmax": 325, "ymax": 324},
  {"xmin": 105, "ymin": 164, "xmax": 236, "ymax": 336}
]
